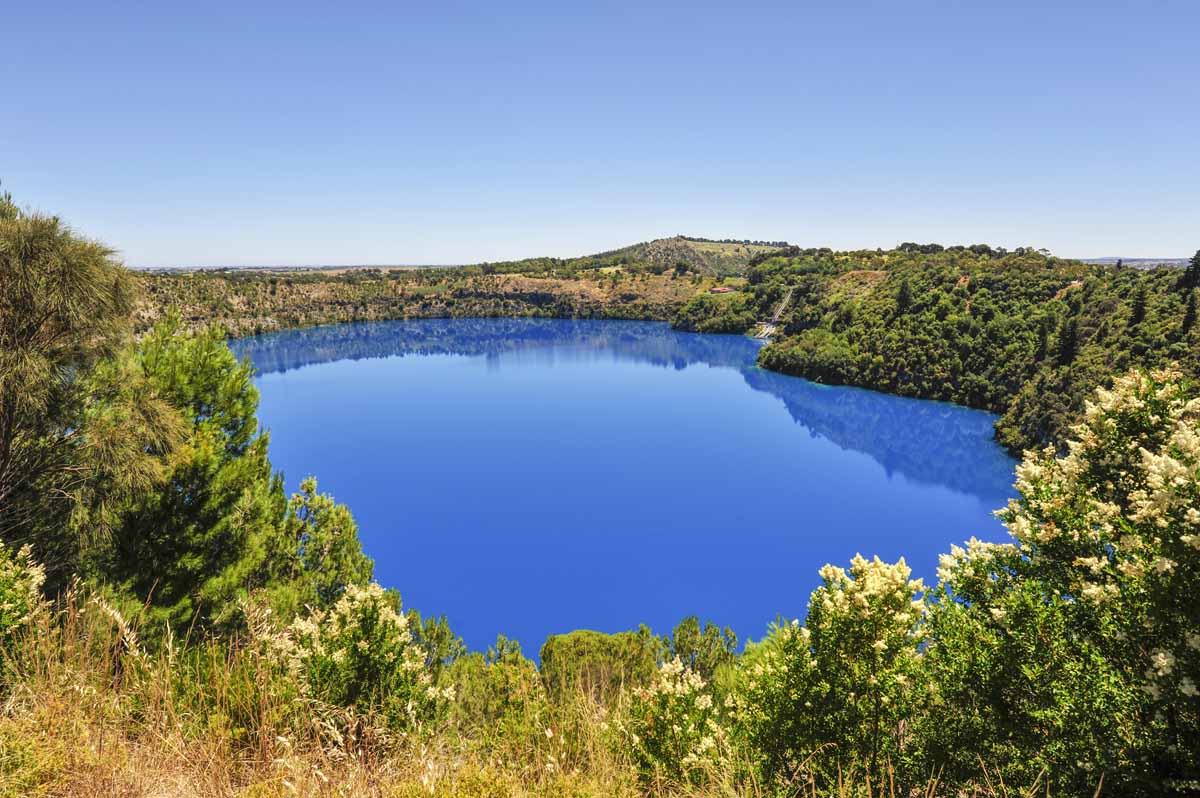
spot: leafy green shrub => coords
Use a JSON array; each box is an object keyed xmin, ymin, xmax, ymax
[
  {"xmin": 625, "ymin": 658, "xmax": 731, "ymax": 784},
  {"xmin": 671, "ymin": 292, "xmax": 757, "ymax": 333},
  {"xmin": 540, "ymin": 629, "xmax": 659, "ymax": 704},
  {"xmin": 263, "ymin": 476, "xmax": 373, "ymax": 621},
  {"xmin": 923, "ymin": 366, "xmax": 1200, "ymax": 794},
  {"xmin": 275, "ymin": 582, "xmax": 452, "ymax": 732},
  {"xmin": 448, "ymin": 637, "xmax": 548, "ymax": 752},
  {"xmin": 758, "ymin": 328, "xmax": 858, "ymax": 385},
  {"xmin": 0, "ymin": 543, "xmax": 45, "ymax": 667},
  {"xmin": 664, "ymin": 616, "xmax": 737, "ymax": 682},
  {"xmin": 739, "ymin": 556, "xmax": 926, "ymax": 788}
]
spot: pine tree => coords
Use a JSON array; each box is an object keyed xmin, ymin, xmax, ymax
[
  {"xmin": 1056, "ymin": 317, "xmax": 1079, "ymax": 365},
  {"xmin": 0, "ymin": 192, "xmax": 182, "ymax": 584},
  {"xmin": 895, "ymin": 277, "xmax": 913, "ymax": 315},
  {"xmin": 1184, "ymin": 249, "xmax": 1200, "ymax": 291},
  {"xmin": 1129, "ymin": 284, "xmax": 1148, "ymax": 327}
]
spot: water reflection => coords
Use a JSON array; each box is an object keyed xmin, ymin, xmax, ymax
[{"xmin": 231, "ymin": 318, "xmax": 1015, "ymax": 504}]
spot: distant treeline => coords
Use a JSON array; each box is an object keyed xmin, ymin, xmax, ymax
[{"xmin": 677, "ymin": 234, "xmax": 792, "ymax": 247}]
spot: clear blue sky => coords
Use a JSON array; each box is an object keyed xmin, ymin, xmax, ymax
[{"xmin": 3, "ymin": 1, "xmax": 1197, "ymax": 266}]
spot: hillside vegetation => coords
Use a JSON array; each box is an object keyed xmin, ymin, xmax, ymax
[
  {"xmin": 138, "ymin": 267, "xmax": 707, "ymax": 337},
  {"xmin": 674, "ymin": 244, "xmax": 1200, "ymax": 452},
  {"xmin": 144, "ymin": 240, "xmax": 1200, "ymax": 455},
  {"xmin": 135, "ymin": 236, "xmax": 782, "ymax": 337}
]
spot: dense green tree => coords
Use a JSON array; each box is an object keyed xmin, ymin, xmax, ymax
[
  {"xmin": 0, "ymin": 192, "xmax": 180, "ymax": 585},
  {"xmin": 1182, "ymin": 249, "xmax": 1200, "ymax": 291},
  {"xmin": 540, "ymin": 628, "xmax": 659, "ymax": 703},
  {"xmin": 894, "ymin": 276, "xmax": 912, "ymax": 315},
  {"xmin": 407, "ymin": 608, "xmax": 467, "ymax": 684},
  {"xmin": 446, "ymin": 636, "xmax": 545, "ymax": 743},
  {"xmin": 100, "ymin": 318, "xmax": 285, "ymax": 632},
  {"xmin": 1130, "ymin": 284, "xmax": 1149, "ymax": 326},
  {"xmin": 101, "ymin": 318, "xmax": 375, "ymax": 634},
  {"xmin": 1055, "ymin": 316, "xmax": 1078, "ymax": 365},
  {"xmin": 262, "ymin": 477, "xmax": 374, "ymax": 620},
  {"xmin": 664, "ymin": 616, "xmax": 737, "ymax": 681}
]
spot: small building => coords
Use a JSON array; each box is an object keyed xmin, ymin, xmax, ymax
[{"xmin": 709, "ymin": 286, "xmax": 734, "ymax": 294}]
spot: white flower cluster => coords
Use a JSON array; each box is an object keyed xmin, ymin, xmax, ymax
[
  {"xmin": 266, "ymin": 582, "xmax": 453, "ymax": 721},
  {"xmin": 936, "ymin": 537, "xmax": 1017, "ymax": 588},
  {"xmin": 818, "ymin": 554, "xmax": 925, "ymax": 623},
  {"xmin": 1006, "ymin": 367, "xmax": 1200, "ymax": 704},
  {"xmin": 0, "ymin": 544, "xmax": 46, "ymax": 639},
  {"xmin": 629, "ymin": 657, "xmax": 730, "ymax": 780}
]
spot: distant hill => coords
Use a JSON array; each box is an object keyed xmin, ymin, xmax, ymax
[
  {"xmin": 1082, "ymin": 257, "xmax": 1189, "ymax": 269},
  {"xmin": 615, "ymin": 236, "xmax": 790, "ymax": 276},
  {"xmin": 479, "ymin": 235, "xmax": 790, "ymax": 278},
  {"xmin": 143, "ymin": 235, "xmax": 789, "ymax": 276}
]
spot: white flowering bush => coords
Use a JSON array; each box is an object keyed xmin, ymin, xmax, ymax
[
  {"xmin": 740, "ymin": 555, "xmax": 927, "ymax": 787},
  {"xmin": 273, "ymin": 583, "xmax": 452, "ymax": 733},
  {"xmin": 924, "ymin": 538, "xmax": 1136, "ymax": 792},
  {"xmin": 0, "ymin": 543, "xmax": 46, "ymax": 665},
  {"xmin": 1004, "ymin": 368, "xmax": 1199, "ymax": 695},
  {"xmin": 625, "ymin": 657, "xmax": 732, "ymax": 784},
  {"xmin": 924, "ymin": 366, "xmax": 1199, "ymax": 793}
]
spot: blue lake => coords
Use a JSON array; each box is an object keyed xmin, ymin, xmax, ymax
[{"xmin": 231, "ymin": 318, "xmax": 1017, "ymax": 654}]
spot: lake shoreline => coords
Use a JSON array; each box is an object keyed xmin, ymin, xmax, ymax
[{"xmin": 235, "ymin": 317, "xmax": 1017, "ymax": 653}]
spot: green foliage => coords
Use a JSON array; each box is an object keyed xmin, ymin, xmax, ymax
[
  {"xmin": 540, "ymin": 628, "xmax": 659, "ymax": 704},
  {"xmin": 671, "ymin": 292, "xmax": 758, "ymax": 333},
  {"xmin": 263, "ymin": 477, "xmax": 374, "ymax": 621},
  {"xmin": 751, "ymin": 247, "xmax": 1200, "ymax": 452},
  {"xmin": 92, "ymin": 318, "xmax": 373, "ymax": 637},
  {"xmin": 0, "ymin": 192, "xmax": 181, "ymax": 585},
  {"xmin": 739, "ymin": 557, "xmax": 927, "ymax": 787},
  {"xmin": 625, "ymin": 658, "xmax": 731, "ymax": 784},
  {"xmin": 0, "ymin": 542, "xmax": 45, "ymax": 668},
  {"xmin": 922, "ymin": 563, "xmax": 1135, "ymax": 793},
  {"xmin": 447, "ymin": 637, "xmax": 548, "ymax": 750},
  {"xmin": 663, "ymin": 616, "xmax": 737, "ymax": 682},
  {"xmin": 101, "ymin": 317, "xmax": 286, "ymax": 633},
  {"xmin": 406, "ymin": 608, "xmax": 467, "ymax": 685},
  {"xmin": 1183, "ymin": 249, "xmax": 1200, "ymax": 291},
  {"xmin": 276, "ymin": 583, "xmax": 452, "ymax": 731},
  {"xmin": 922, "ymin": 366, "xmax": 1200, "ymax": 793}
]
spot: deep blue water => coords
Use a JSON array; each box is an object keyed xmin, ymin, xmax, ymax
[{"xmin": 231, "ymin": 318, "xmax": 1017, "ymax": 654}]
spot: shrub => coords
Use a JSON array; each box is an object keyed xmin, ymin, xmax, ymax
[
  {"xmin": 540, "ymin": 629, "xmax": 659, "ymax": 705},
  {"xmin": 274, "ymin": 582, "xmax": 452, "ymax": 734},
  {"xmin": 263, "ymin": 476, "xmax": 373, "ymax": 621},
  {"xmin": 664, "ymin": 616, "xmax": 737, "ymax": 682},
  {"xmin": 739, "ymin": 556, "xmax": 927, "ymax": 788},
  {"xmin": 447, "ymin": 637, "xmax": 548, "ymax": 754},
  {"xmin": 0, "ymin": 543, "xmax": 45, "ymax": 667},
  {"xmin": 923, "ymin": 366, "xmax": 1200, "ymax": 793},
  {"xmin": 625, "ymin": 658, "xmax": 731, "ymax": 785}
]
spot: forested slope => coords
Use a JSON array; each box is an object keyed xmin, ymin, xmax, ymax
[
  {"xmin": 675, "ymin": 244, "xmax": 1200, "ymax": 452},
  {"xmin": 142, "ymin": 242, "xmax": 1200, "ymax": 454}
]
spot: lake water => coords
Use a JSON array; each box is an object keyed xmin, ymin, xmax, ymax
[{"xmin": 231, "ymin": 318, "xmax": 1017, "ymax": 654}]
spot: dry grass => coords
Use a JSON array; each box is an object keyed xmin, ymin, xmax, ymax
[{"xmin": 0, "ymin": 595, "xmax": 1085, "ymax": 798}]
